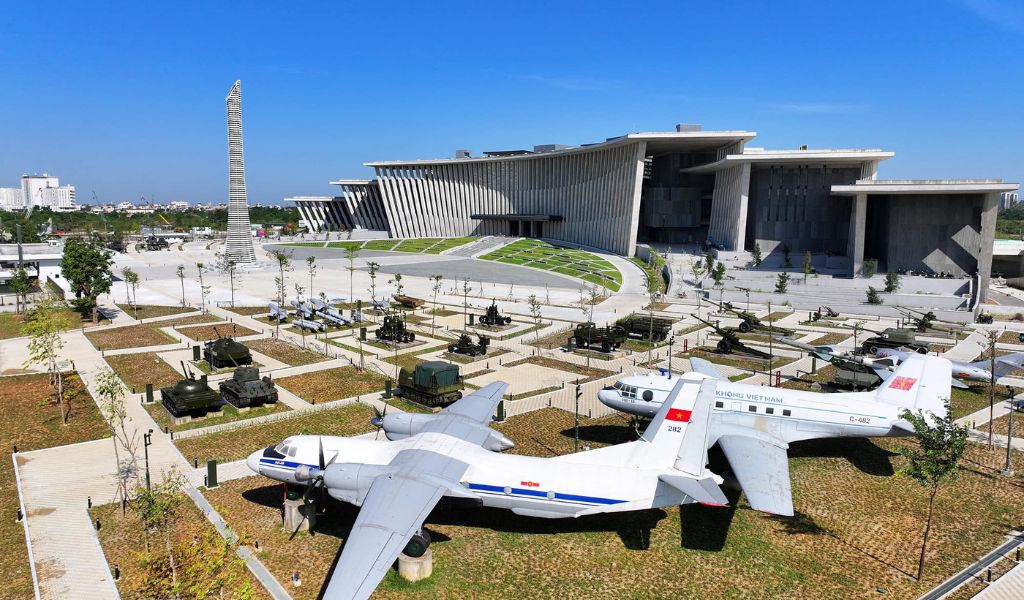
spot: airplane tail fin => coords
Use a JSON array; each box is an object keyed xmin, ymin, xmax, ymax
[
  {"xmin": 972, "ymin": 352, "xmax": 1024, "ymax": 380},
  {"xmin": 873, "ymin": 355, "xmax": 951, "ymax": 419}
]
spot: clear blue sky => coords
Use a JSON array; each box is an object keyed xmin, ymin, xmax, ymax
[{"xmin": 2, "ymin": 0, "xmax": 1021, "ymax": 205}]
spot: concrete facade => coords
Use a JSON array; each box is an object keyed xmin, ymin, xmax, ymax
[
  {"xmin": 224, "ymin": 80, "xmax": 256, "ymax": 264},
  {"xmin": 289, "ymin": 127, "xmax": 1017, "ymax": 285}
]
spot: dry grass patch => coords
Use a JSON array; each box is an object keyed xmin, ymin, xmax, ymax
[
  {"xmin": 998, "ymin": 330, "xmax": 1024, "ymax": 345},
  {"xmin": 676, "ymin": 347, "xmax": 795, "ymax": 371},
  {"xmin": 276, "ymin": 367, "xmax": 388, "ymax": 404},
  {"xmin": 525, "ymin": 327, "xmax": 573, "ymax": 349},
  {"xmin": 224, "ymin": 305, "xmax": 270, "ymax": 316},
  {"xmin": 780, "ymin": 365, "xmax": 839, "ymax": 392},
  {"xmin": 144, "ymin": 401, "xmax": 291, "ymax": 434},
  {"xmin": 951, "ymin": 385, "xmax": 998, "ymax": 420},
  {"xmin": 983, "ymin": 409, "xmax": 1023, "ymax": 437},
  {"xmin": 808, "ymin": 332, "xmax": 849, "ymax": 346},
  {"xmin": 86, "ymin": 313, "xmax": 221, "ymax": 350},
  {"xmin": 175, "ymin": 403, "xmax": 375, "ymax": 463},
  {"xmin": 105, "ymin": 352, "xmax": 182, "ymax": 391},
  {"xmin": 1, "ymin": 372, "xmax": 110, "ymax": 599},
  {"xmin": 0, "ymin": 305, "xmax": 110, "ymax": 340},
  {"xmin": 243, "ymin": 338, "xmax": 330, "ymax": 367},
  {"xmin": 113, "ymin": 303, "xmax": 197, "ymax": 320},
  {"xmin": 503, "ymin": 356, "xmax": 613, "ymax": 382},
  {"xmin": 177, "ymin": 322, "xmax": 259, "ymax": 341}
]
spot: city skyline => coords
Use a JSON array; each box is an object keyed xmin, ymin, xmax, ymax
[{"xmin": 1, "ymin": 1, "xmax": 1021, "ymax": 204}]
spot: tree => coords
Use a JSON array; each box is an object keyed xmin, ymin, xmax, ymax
[
  {"xmin": 367, "ymin": 261, "xmax": 381, "ymax": 304},
  {"xmin": 224, "ymin": 260, "xmax": 237, "ymax": 308},
  {"xmin": 461, "ymin": 278, "xmax": 472, "ymax": 329},
  {"xmin": 96, "ymin": 369, "xmax": 137, "ymax": 513},
  {"xmin": 270, "ymin": 249, "xmax": 293, "ymax": 337},
  {"xmin": 863, "ymin": 257, "xmax": 876, "ymax": 278},
  {"xmin": 60, "ymin": 237, "xmax": 113, "ymax": 323},
  {"xmin": 344, "ymin": 246, "xmax": 359, "ymax": 303},
  {"xmin": 390, "ymin": 273, "xmax": 404, "ymax": 298},
  {"xmin": 196, "ymin": 262, "xmax": 209, "ymax": 313},
  {"xmin": 306, "ymin": 255, "xmax": 317, "ymax": 301},
  {"xmin": 134, "ymin": 469, "xmax": 186, "ymax": 594},
  {"xmin": 9, "ymin": 266, "xmax": 32, "ymax": 315},
  {"xmin": 712, "ymin": 262, "xmax": 726, "ymax": 287},
  {"xmin": 774, "ymin": 271, "xmax": 790, "ymax": 294},
  {"xmin": 23, "ymin": 296, "xmax": 70, "ymax": 424},
  {"xmin": 175, "ymin": 265, "xmax": 186, "ymax": 307},
  {"xmin": 751, "ymin": 243, "xmax": 763, "ymax": 267},
  {"xmin": 898, "ymin": 401, "xmax": 967, "ymax": 580},
  {"xmin": 528, "ymin": 293, "xmax": 543, "ymax": 344},
  {"xmin": 885, "ymin": 271, "xmax": 901, "ymax": 294},
  {"xmin": 704, "ymin": 249, "xmax": 715, "ymax": 274},
  {"xmin": 120, "ymin": 267, "xmax": 139, "ymax": 319},
  {"xmin": 430, "ymin": 275, "xmax": 443, "ymax": 331},
  {"xmin": 690, "ymin": 261, "xmax": 705, "ymax": 286},
  {"xmin": 866, "ymin": 286, "xmax": 883, "ymax": 304},
  {"xmin": 781, "ymin": 243, "xmax": 792, "ymax": 268},
  {"xmin": 802, "ymin": 251, "xmax": 812, "ymax": 283}
]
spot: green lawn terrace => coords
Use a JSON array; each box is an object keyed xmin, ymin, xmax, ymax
[
  {"xmin": 296, "ymin": 237, "xmax": 479, "ymax": 254},
  {"xmin": 480, "ymin": 239, "xmax": 623, "ymax": 291}
]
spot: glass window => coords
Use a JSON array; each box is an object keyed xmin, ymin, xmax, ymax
[
  {"xmin": 287, "ymin": 446, "xmax": 298, "ymax": 457},
  {"xmin": 766, "ymin": 407, "xmax": 774, "ymax": 415},
  {"xmin": 783, "ymin": 409, "xmax": 792, "ymax": 416},
  {"xmin": 748, "ymin": 405, "xmax": 757, "ymax": 412},
  {"xmin": 642, "ymin": 390, "xmax": 654, "ymax": 401},
  {"xmin": 715, "ymin": 401, "xmax": 723, "ymax": 408}
]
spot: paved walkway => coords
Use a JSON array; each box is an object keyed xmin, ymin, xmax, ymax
[{"xmin": 918, "ymin": 531, "xmax": 1024, "ymax": 600}]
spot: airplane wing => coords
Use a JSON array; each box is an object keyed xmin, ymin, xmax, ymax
[
  {"xmin": 419, "ymin": 382, "xmax": 509, "ymax": 447},
  {"xmin": 689, "ymin": 357, "xmax": 725, "ymax": 380},
  {"xmin": 322, "ymin": 449, "xmax": 471, "ymax": 600},
  {"xmin": 718, "ymin": 434, "xmax": 794, "ymax": 516}
]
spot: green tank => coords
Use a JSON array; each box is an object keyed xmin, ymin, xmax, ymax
[
  {"xmin": 161, "ymin": 364, "xmax": 221, "ymax": 418},
  {"xmin": 396, "ymin": 360, "xmax": 465, "ymax": 407},
  {"xmin": 859, "ymin": 327, "xmax": 927, "ymax": 355},
  {"xmin": 448, "ymin": 333, "xmax": 489, "ymax": 356},
  {"xmin": 203, "ymin": 328, "xmax": 252, "ymax": 368},
  {"xmin": 479, "ymin": 302, "xmax": 512, "ymax": 326},
  {"xmin": 145, "ymin": 235, "xmax": 168, "ymax": 251},
  {"xmin": 219, "ymin": 366, "xmax": 278, "ymax": 409},
  {"xmin": 572, "ymin": 322, "xmax": 627, "ymax": 352},
  {"xmin": 376, "ymin": 313, "xmax": 416, "ymax": 343}
]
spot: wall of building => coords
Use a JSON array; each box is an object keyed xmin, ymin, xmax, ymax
[
  {"xmin": 371, "ymin": 141, "xmax": 646, "ymax": 255},
  {"xmin": 744, "ymin": 165, "xmax": 860, "ymax": 254},
  {"xmin": 638, "ymin": 151, "xmax": 717, "ymax": 245}
]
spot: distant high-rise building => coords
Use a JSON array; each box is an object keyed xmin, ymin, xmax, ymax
[
  {"xmin": 0, "ymin": 187, "xmax": 22, "ymax": 209},
  {"xmin": 0, "ymin": 174, "xmax": 77, "ymax": 211},
  {"xmin": 224, "ymin": 80, "xmax": 256, "ymax": 263}
]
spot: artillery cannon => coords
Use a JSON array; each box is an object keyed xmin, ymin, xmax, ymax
[
  {"xmin": 375, "ymin": 312, "xmax": 415, "ymax": 343},
  {"xmin": 448, "ymin": 333, "xmax": 489, "ymax": 356},
  {"xmin": 811, "ymin": 306, "xmax": 840, "ymax": 322},
  {"xmin": 203, "ymin": 327, "xmax": 252, "ymax": 368},
  {"xmin": 842, "ymin": 323, "xmax": 927, "ymax": 355},
  {"xmin": 895, "ymin": 306, "xmax": 963, "ymax": 334},
  {"xmin": 395, "ymin": 360, "xmax": 465, "ymax": 407},
  {"xmin": 479, "ymin": 302, "xmax": 512, "ymax": 326},
  {"xmin": 572, "ymin": 322, "xmax": 627, "ymax": 353},
  {"xmin": 161, "ymin": 362, "xmax": 221, "ymax": 418},
  {"xmin": 394, "ymin": 294, "xmax": 426, "ymax": 309},
  {"xmin": 219, "ymin": 366, "xmax": 278, "ymax": 409},
  {"xmin": 706, "ymin": 299, "xmax": 794, "ymax": 336},
  {"xmin": 615, "ymin": 314, "xmax": 673, "ymax": 342},
  {"xmin": 692, "ymin": 316, "xmax": 772, "ymax": 359}
]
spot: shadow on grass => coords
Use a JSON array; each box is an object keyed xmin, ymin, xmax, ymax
[
  {"xmin": 559, "ymin": 424, "xmax": 637, "ymax": 447},
  {"xmin": 789, "ymin": 437, "xmax": 898, "ymax": 476}
]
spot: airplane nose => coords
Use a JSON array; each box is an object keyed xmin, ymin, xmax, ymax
[{"xmin": 246, "ymin": 450, "xmax": 261, "ymax": 474}]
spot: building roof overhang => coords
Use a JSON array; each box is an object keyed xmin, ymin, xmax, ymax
[
  {"xmin": 831, "ymin": 179, "xmax": 1020, "ymax": 196},
  {"xmin": 683, "ymin": 149, "xmax": 895, "ymax": 173},
  {"xmin": 363, "ymin": 130, "xmax": 757, "ymax": 167}
]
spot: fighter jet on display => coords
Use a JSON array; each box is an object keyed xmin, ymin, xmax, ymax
[
  {"xmin": 598, "ymin": 355, "xmax": 951, "ymax": 516},
  {"xmin": 247, "ymin": 380, "xmax": 728, "ymax": 600},
  {"xmin": 875, "ymin": 347, "xmax": 1024, "ymax": 387}
]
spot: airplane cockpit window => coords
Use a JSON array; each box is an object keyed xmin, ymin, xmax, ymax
[
  {"xmin": 274, "ymin": 443, "xmax": 288, "ymax": 454},
  {"xmin": 287, "ymin": 446, "xmax": 298, "ymax": 457},
  {"xmin": 612, "ymin": 381, "xmax": 623, "ymax": 390},
  {"xmin": 619, "ymin": 385, "xmax": 637, "ymax": 399}
]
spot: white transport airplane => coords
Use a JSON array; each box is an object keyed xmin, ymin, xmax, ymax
[
  {"xmin": 247, "ymin": 379, "xmax": 730, "ymax": 600},
  {"xmin": 598, "ymin": 355, "xmax": 951, "ymax": 514}
]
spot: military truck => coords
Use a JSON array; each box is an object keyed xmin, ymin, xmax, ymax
[
  {"xmin": 145, "ymin": 235, "xmax": 169, "ymax": 251},
  {"xmin": 572, "ymin": 322, "xmax": 628, "ymax": 352},
  {"xmin": 219, "ymin": 366, "xmax": 278, "ymax": 409},
  {"xmin": 376, "ymin": 313, "xmax": 416, "ymax": 343},
  {"xmin": 202, "ymin": 328, "xmax": 253, "ymax": 368},
  {"xmin": 394, "ymin": 294, "xmax": 426, "ymax": 309},
  {"xmin": 479, "ymin": 302, "xmax": 512, "ymax": 326},
  {"xmin": 616, "ymin": 314, "xmax": 673, "ymax": 342},
  {"xmin": 693, "ymin": 316, "xmax": 772, "ymax": 359},
  {"xmin": 851, "ymin": 325, "xmax": 928, "ymax": 355},
  {"xmin": 161, "ymin": 363, "xmax": 222, "ymax": 418},
  {"xmin": 395, "ymin": 360, "xmax": 465, "ymax": 407},
  {"xmin": 448, "ymin": 333, "xmax": 489, "ymax": 356}
]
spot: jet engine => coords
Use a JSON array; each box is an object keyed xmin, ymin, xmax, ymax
[{"xmin": 321, "ymin": 463, "xmax": 396, "ymax": 506}]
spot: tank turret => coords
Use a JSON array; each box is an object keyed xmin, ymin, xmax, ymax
[
  {"xmin": 203, "ymin": 327, "xmax": 253, "ymax": 368},
  {"xmin": 161, "ymin": 362, "xmax": 222, "ymax": 418},
  {"xmin": 219, "ymin": 366, "xmax": 278, "ymax": 409}
]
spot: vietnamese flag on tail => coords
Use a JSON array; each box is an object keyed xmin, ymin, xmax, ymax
[{"xmin": 666, "ymin": 408, "xmax": 692, "ymax": 422}]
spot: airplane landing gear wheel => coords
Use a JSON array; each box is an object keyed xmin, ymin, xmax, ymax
[{"xmin": 404, "ymin": 531, "xmax": 431, "ymax": 558}]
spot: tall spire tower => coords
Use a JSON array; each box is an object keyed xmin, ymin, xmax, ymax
[{"xmin": 225, "ymin": 80, "xmax": 256, "ymax": 263}]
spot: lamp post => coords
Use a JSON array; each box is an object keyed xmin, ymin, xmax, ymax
[
  {"xmin": 1004, "ymin": 386, "xmax": 1015, "ymax": 477},
  {"xmin": 143, "ymin": 429, "xmax": 154, "ymax": 491},
  {"xmin": 668, "ymin": 336, "xmax": 675, "ymax": 376}
]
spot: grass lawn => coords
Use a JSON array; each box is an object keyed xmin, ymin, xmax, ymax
[
  {"xmin": 113, "ymin": 303, "xmax": 197, "ymax": 320},
  {"xmin": 1, "ymin": 372, "xmax": 111, "ymax": 599},
  {"xmin": 176, "ymin": 322, "xmax": 259, "ymax": 341},
  {"xmin": 175, "ymin": 403, "xmax": 375, "ymax": 464},
  {"xmin": 984, "ymin": 409, "xmax": 1023, "ymax": 437},
  {"xmin": 0, "ymin": 304, "xmax": 112, "ymax": 340},
  {"xmin": 276, "ymin": 367, "xmax": 388, "ymax": 404},
  {"xmin": 951, "ymin": 385, "xmax": 999, "ymax": 420},
  {"xmin": 676, "ymin": 347, "xmax": 796, "ymax": 371},
  {"xmin": 503, "ymin": 356, "xmax": 614, "ymax": 382},
  {"xmin": 808, "ymin": 332, "xmax": 850, "ymax": 346},
  {"xmin": 780, "ymin": 365, "xmax": 839, "ymax": 392},
  {"xmin": 243, "ymin": 338, "xmax": 330, "ymax": 367},
  {"xmin": 85, "ymin": 313, "xmax": 221, "ymax": 350},
  {"xmin": 223, "ymin": 305, "xmax": 270, "ymax": 316},
  {"xmin": 629, "ymin": 256, "xmax": 667, "ymax": 294},
  {"xmin": 105, "ymin": 351, "xmax": 182, "ymax": 391},
  {"xmin": 998, "ymin": 330, "xmax": 1024, "ymax": 345},
  {"xmin": 481, "ymin": 239, "xmax": 622, "ymax": 292},
  {"xmin": 91, "ymin": 497, "xmax": 267, "ymax": 599},
  {"xmin": 525, "ymin": 327, "xmax": 573, "ymax": 349},
  {"xmin": 208, "ymin": 403, "xmax": 1024, "ymax": 599},
  {"xmin": 144, "ymin": 400, "xmax": 291, "ymax": 434},
  {"xmin": 318, "ymin": 236, "xmax": 482, "ymax": 255}
]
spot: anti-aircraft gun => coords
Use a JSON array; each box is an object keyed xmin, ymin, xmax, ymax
[
  {"xmin": 161, "ymin": 362, "xmax": 222, "ymax": 418},
  {"xmin": 572, "ymin": 322, "xmax": 627, "ymax": 353},
  {"xmin": 810, "ymin": 306, "xmax": 840, "ymax": 322},
  {"xmin": 219, "ymin": 366, "xmax": 278, "ymax": 409},
  {"xmin": 706, "ymin": 299, "xmax": 794, "ymax": 336},
  {"xmin": 448, "ymin": 333, "xmax": 489, "ymax": 356},
  {"xmin": 375, "ymin": 311, "xmax": 415, "ymax": 343},
  {"xmin": 479, "ymin": 302, "xmax": 512, "ymax": 326},
  {"xmin": 776, "ymin": 337, "xmax": 892, "ymax": 390},
  {"xmin": 895, "ymin": 307, "xmax": 964, "ymax": 335},
  {"xmin": 692, "ymin": 315, "xmax": 772, "ymax": 359},
  {"xmin": 842, "ymin": 322, "xmax": 928, "ymax": 355},
  {"xmin": 202, "ymin": 326, "xmax": 253, "ymax": 369}
]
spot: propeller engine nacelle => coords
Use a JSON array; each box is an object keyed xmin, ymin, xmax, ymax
[
  {"xmin": 322, "ymin": 463, "xmax": 395, "ymax": 506},
  {"xmin": 379, "ymin": 413, "xmax": 514, "ymax": 452}
]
